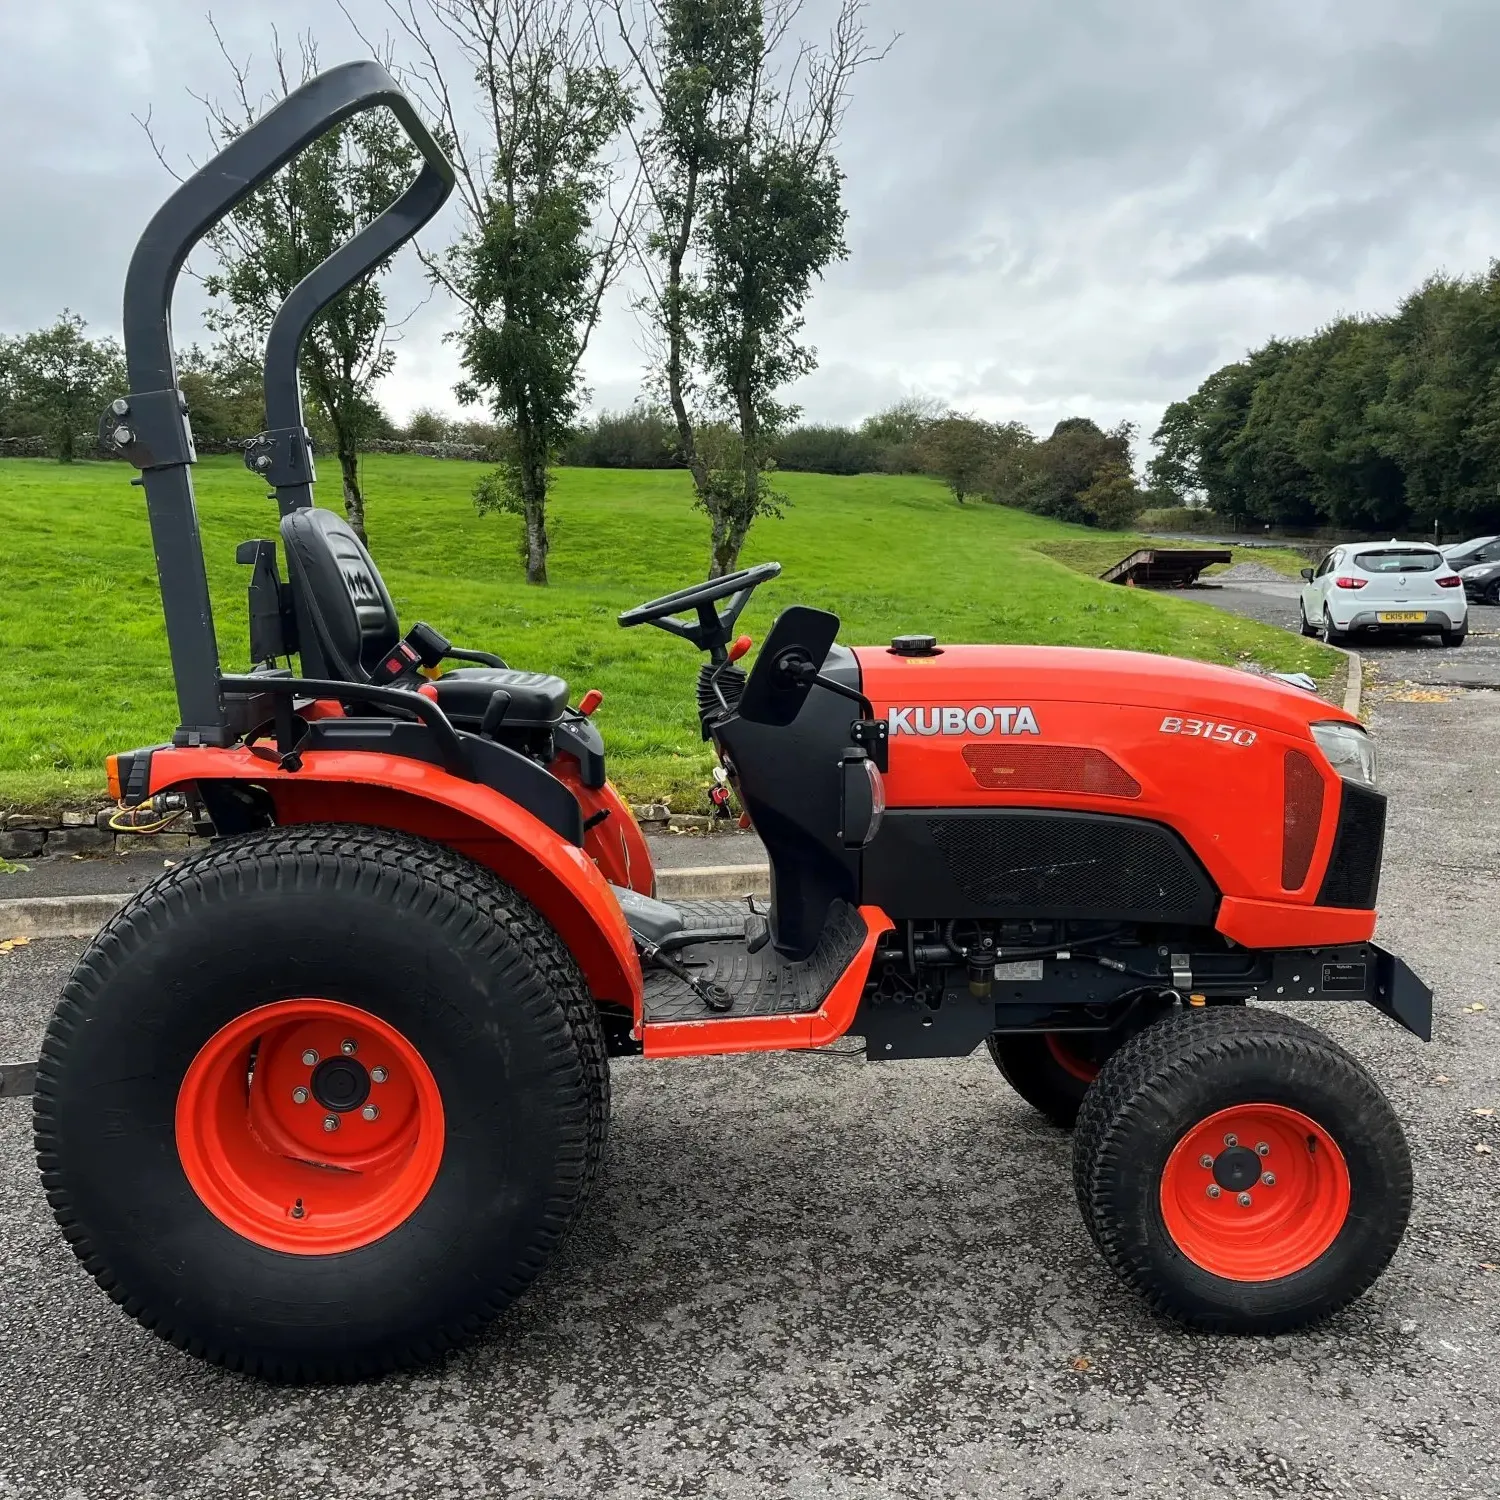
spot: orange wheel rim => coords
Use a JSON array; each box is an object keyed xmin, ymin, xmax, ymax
[
  {"xmin": 1045, "ymin": 1033, "xmax": 1100, "ymax": 1085},
  {"xmin": 1159, "ymin": 1103, "xmax": 1350, "ymax": 1282},
  {"xmin": 175, "ymin": 999, "xmax": 445, "ymax": 1255}
]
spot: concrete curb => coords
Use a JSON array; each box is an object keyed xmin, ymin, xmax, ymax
[
  {"xmin": 1340, "ymin": 647, "xmax": 1364, "ymax": 718},
  {"xmin": 0, "ymin": 864, "xmax": 774, "ymax": 942}
]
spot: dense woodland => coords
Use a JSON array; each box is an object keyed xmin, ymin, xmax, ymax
[{"xmin": 1149, "ymin": 265, "xmax": 1500, "ymax": 535}]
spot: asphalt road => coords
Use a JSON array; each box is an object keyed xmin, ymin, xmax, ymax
[
  {"xmin": 0, "ymin": 699, "xmax": 1497, "ymax": 1498},
  {"xmin": 1197, "ymin": 578, "xmax": 1500, "ymax": 690}
]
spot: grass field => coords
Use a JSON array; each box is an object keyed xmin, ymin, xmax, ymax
[{"xmin": 0, "ymin": 456, "xmax": 1333, "ymax": 811}]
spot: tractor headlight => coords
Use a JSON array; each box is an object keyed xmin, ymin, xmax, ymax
[{"xmin": 1310, "ymin": 721, "xmax": 1377, "ymax": 787}]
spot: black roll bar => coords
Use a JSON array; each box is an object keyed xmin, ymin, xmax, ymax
[{"xmin": 111, "ymin": 60, "xmax": 455, "ymax": 748}]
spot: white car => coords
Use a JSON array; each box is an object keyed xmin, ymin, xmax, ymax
[{"xmin": 1299, "ymin": 541, "xmax": 1467, "ymax": 647}]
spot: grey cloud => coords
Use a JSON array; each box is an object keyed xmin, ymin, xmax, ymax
[{"xmin": 4, "ymin": 0, "xmax": 1500, "ymax": 444}]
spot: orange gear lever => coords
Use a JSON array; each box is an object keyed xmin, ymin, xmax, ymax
[
  {"xmin": 578, "ymin": 689, "xmax": 604, "ymax": 716},
  {"xmin": 728, "ymin": 634, "xmax": 753, "ymax": 663}
]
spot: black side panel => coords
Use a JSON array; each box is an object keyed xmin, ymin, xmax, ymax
[
  {"xmin": 1316, "ymin": 781, "xmax": 1386, "ymax": 910},
  {"xmin": 714, "ymin": 644, "xmax": 862, "ymax": 960},
  {"xmin": 303, "ymin": 718, "xmax": 583, "ymax": 844},
  {"xmin": 864, "ymin": 807, "xmax": 1219, "ymax": 923}
]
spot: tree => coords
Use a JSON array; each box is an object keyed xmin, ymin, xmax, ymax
[
  {"xmin": 175, "ymin": 342, "xmax": 265, "ymax": 445},
  {"xmin": 148, "ymin": 26, "xmax": 418, "ymax": 543},
  {"xmin": 371, "ymin": 0, "xmax": 634, "ymax": 585},
  {"xmin": 914, "ymin": 413, "xmax": 1007, "ymax": 502},
  {"xmin": 1076, "ymin": 460, "xmax": 1142, "ymax": 531},
  {"xmin": 610, "ymin": 0, "xmax": 886, "ymax": 575},
  {"xmin": 0, "ymin": 312, "xmax": 125, "ymax": 462}
]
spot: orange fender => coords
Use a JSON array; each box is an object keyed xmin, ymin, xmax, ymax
[{"xmin": 147, "ymin": 746, "xmax": 643, "ymax": 1014}]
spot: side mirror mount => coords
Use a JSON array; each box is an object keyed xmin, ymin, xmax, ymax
[
  {"xmin": 1300, "ymin": 567, "xmax": 1315, "ymax": 582},
  {"xmin": 736, "ymin": 605, "xmax": 842, "ymax": 726}
]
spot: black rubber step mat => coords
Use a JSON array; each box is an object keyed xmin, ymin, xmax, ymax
[{"xmin": 643, "ymin": 900, "xmax": 868, "ymax": 1023}]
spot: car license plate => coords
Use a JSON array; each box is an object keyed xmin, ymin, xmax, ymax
[{"xmin": 1377, "ymin": 611, "xmax": 1425, "ymax": 623}]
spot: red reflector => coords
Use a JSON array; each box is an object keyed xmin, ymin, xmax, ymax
[
  {"xmin": 963, "ymin": 743, "xmax": 1141, "ymax": 798},
  {"xmin": 1438, "ymin": 575, "xmax": 1463, "ymax": 588},
  {"xmin": 1334, "ymin": 577, "xmax": 1367, "ymax": 589},
  {"xmin": 578, "ymin": 689, "xmax": 604, "ymax": 716},
  {"xmin": 1282, "ymin": 749, "xmax": 1326, "ymax": 889},
  {"xmin": 728, "ymin": 634, "xmax": 753, "ymax": 663}
]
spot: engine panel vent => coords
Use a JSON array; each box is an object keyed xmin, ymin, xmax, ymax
[
  {"xmin": 1316, "ymin": 781, "xmax": 1386, "ymax": 910},
  {"xmin": 1281, "ymin": 749, "xmax": 1326, "ymax": 890},
  {"xmin": 963, "ymin": 743, "xmax": 1141, "ymax": 799},
  {"xmin": 860, "ymin": 809, "xmax": 1219, "ymax": 922}
]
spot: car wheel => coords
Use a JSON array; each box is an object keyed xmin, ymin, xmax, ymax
[
  {"xmin": 1298, "ymin": 602, "xmax": 1318, "ymax": 638},
  {"xmin": 1073, "ymin": 1008, "xmax": 1411, "ymax": 1334},
  {"xmin": 1488, "ymin": 583, "xmax": 1500, "ymax": 607},
  {"xmin": 1440, "ymin": 628, "xmax": 1467, "ymax": 648},
  {"xmin": 1321, "ymin": 609, "xmax": 1347, "ymax": 646}
]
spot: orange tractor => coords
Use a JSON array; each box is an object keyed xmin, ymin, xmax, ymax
[{"xmin": 33, "ymin": 62, "xmax": 1430, "ymax": 1380}]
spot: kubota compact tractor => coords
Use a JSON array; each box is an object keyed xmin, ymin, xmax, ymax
[{"xmin": 33, "ymin": 63, "xmax": 1433, "ymax": 1382}]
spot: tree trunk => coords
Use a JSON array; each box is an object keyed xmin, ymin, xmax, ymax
[
  {"xmin": 339, "ymin": 447, "xmax": 367, "ymax": 544},
  {"xmin": 517, "ymin": 420, "xmax": 550, "ymax": 586}
]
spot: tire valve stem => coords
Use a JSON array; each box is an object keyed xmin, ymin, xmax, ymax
[{"xmin": 289, "ymin": 1199, "xmax": 305, "ymax": 1220}]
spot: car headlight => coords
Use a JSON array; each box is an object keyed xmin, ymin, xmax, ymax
[{"xmin": 1310, "ymin": 721, "xmax": 1377, "ymax": 786}]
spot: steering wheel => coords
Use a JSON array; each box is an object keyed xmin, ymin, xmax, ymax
[{"xmin": 617, "ymin": 562, "xmax": 782, "ymax": 659}]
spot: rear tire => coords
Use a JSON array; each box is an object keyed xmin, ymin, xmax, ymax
[
  {"xmin": 1440, "ymin": 627, "xmax": 1467, "ymax": 647},
  {"xmin": 34, "ymin": 824, "xmax": 609, "ymax": 1381},
  {"xmin": 1073, "ymin": 1008, "xmax": 1410, "ymax": 1334}
]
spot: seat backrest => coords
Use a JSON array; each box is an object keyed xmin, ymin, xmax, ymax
[{"xmin": 280, "ymin": 507, "xmax": 400, "ymax": 681}]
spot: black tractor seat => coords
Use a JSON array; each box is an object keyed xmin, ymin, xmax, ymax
[
  {"xmin": 430, "ymin": 668, "xmax": 570, "ymax": 729},
  {"xmin": 278, "ymin": 505, "xmax": 569, "ymax": 736}
]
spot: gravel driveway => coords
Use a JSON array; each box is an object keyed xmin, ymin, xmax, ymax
[{"xmin": 0, "ymin": 694, "xmax": 1496, "ymax": 1499}]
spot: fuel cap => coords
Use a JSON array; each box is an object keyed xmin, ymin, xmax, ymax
[{"xmin": 890, "ymin": 634, "xmax": 939, "ymax": 657}]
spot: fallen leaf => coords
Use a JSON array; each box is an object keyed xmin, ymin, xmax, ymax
[
  {"xmin": 1476, "ymin": 1108, "xmax": 1496, "ymax": 1118},
  {"xmin": 9, "ymin": 935, "xmax": 28, "ymax": 948},
  {"xmin": 1481, "ymin": 1263, "xmax": 1499, "ymax": 1274},
  {"xmin": 1475, "ymin": 1143, "xmax": 1494, "ymax": 1155},
  {"xmin": 1468, "ymin": 1003, "xmax": 1487, "ymax": 1013},
  {"xmin": 1435, "ymin": 1075, "xmax": 1453, "ymax": 1085},
  {"xmin": 1069, "ymin": 1356, "xmax": 1092, "ymax": 1372}
]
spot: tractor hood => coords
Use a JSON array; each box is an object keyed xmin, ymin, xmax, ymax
[{"xmin": 855, "ymin": 644, "xmax": 1351, "ymax": 741}]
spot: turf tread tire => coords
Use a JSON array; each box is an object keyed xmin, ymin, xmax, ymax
[
  {"xmin": 33, "ymin": 824, "xmax": 610, "ymax": 1382},
  {"xmin": 1072, "ymin": 1007, "xmax": 1411, "ymax": 1333}
]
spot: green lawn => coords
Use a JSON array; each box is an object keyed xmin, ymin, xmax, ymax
[{"xmin": 0, "ymin": 456, "xmax": 1333, "ymax": 812}]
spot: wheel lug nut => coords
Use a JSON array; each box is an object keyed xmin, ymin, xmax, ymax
[
  {"xmin": 361, "ymin": 1104, "xmax": 379, "ymax": 1121},
  {"xmin": 292, "ymin": 1086, "xmax": 309, "ymax": 1104},
  {"xmin": 371, "ymin": 1066, "xmax": 389, "ymax": 1084},
  {"xmin": 341, "ymin": 1038, "xmax": 357, "ymax": 1056},
  {"xmin": 1255, "ymin": 1142, "xmax": 1270, "ymax": 1157},
  {"xmin": 1223, "ymin": 1133, "xmax": 1238, "ymax": 1147},
  {"xmin": 1237, "ymin": 1192, "xmax": 1253, "ymax": 1207},
  {"xmin": 301, "ymin": 1049, "xmax": 319, "ymax": 1066},
  {"xmin": 323, "ymin": 1115, "xmax": 339, "ymax": 1132},
  {"xmin": 1261, "ymin": 1172, "xmax": 1276, "ymax": 1187},
  {"xmin": 1199, "ymin": 1154, "xmax": 1214, "ymax": 1169},
  {"xmin": 1206, "ymin": 1185, "xmax": 1221, "ymax": 1199}
]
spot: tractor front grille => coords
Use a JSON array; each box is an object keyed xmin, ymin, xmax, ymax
[{"xmin": 1316, "ymin": 781, "xmax": 1386, "ymax": 910}]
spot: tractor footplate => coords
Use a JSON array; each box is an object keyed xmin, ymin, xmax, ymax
[{"xmin": 643, "ymin": 900, "xmax": 867, "ymax": 1022}]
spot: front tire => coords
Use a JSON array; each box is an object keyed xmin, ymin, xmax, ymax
[
  {"xmin": 1073, "ymin": 1008, "xmax": 1410, "ymax": 1334},
  {"xmin": 34, "ymin": 825, "xmax": 609, "ymax": 1381},
  {"xmin": 1322, "ymin": 608, "xmax": 1348, "ymax": 646}
]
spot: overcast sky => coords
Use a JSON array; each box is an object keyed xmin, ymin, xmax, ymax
[{"xmin": 4, "ymin": 0, "xmax": 1499, "ymax": 444}]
